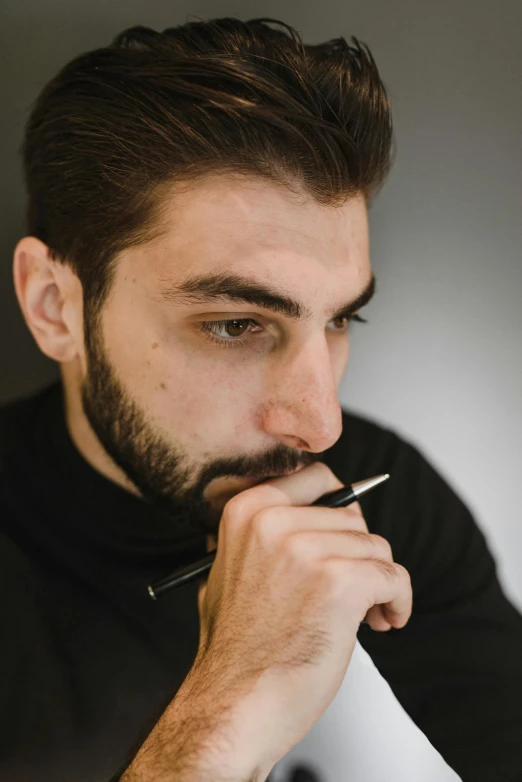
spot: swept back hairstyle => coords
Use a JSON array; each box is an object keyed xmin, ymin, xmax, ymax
[{"xmin": 21, "ymin": 16, "xmax": 395, "ymax": 325}]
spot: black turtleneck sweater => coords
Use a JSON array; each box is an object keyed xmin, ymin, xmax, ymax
[{"xmin": 1, "ymin": 381, "xmax": 522, "ymax": 782}]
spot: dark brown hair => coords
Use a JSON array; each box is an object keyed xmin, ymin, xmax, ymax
[{"xmin": 21, "ymin": 16, "xmax": 395, "ymax": 321}]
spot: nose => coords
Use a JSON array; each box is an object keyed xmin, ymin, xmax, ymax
[{"xmin": 261, "ymin": 336, "xmax": 344, "ymax": 453}]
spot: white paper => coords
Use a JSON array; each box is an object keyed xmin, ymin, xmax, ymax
[{"xmin": 269, "ymin": 639, "xmax": 463, "ymax": 782}]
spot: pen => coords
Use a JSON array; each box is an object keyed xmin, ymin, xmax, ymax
[{"xmin": 147, "ymin": 473, "xmax": 390, "ymax": 600}]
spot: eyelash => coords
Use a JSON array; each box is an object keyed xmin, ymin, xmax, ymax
[{"xmin": 196, "ymin": 314, "xmax": 368, "ymax": 349}]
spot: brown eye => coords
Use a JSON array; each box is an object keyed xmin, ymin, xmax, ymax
[
  {"xmin": 328, "ymin": 315, "xmax": 350, "ymax": 332},
  {"xmin": 326, "ymin": 313, "xmax": 368, "ymax": 334},
  {"xmin": 197, "ymin": 317, "xmax": 262, "ymax": 347},
  {"xmin": 225, "ymin": 320, "xmax": 250, "ymax": 337},
  {"xmin": 332, "ymin": 316, "xmax": 348, "ymax": 329}
]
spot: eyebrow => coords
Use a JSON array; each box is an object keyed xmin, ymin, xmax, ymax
[{"xmin": 157, "ymin": 271, "xmax": 376, "ymax": 321}]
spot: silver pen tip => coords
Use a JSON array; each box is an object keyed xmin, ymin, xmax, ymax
[{"xmin": 351, "ymin": 473, "xmax": 390, "ymax": 497}]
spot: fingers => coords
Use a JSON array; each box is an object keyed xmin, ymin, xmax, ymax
[
  {"xmin": 324, "ymin": 557, "xmax": 412, "ymax": 629},
  {"xmin": 363, "ymin": 604, "xmax": 392, "ymax": 632},
  {"xmin": 279, "ymin": 529, "xmax": 392, "ymax": 565},
  {"xmin": 223, "ymin": 462, "xmax": 345, "ymax": 529},
  {"xmin": 212, "ymin": 462, "xmax": 412, "ymax": 632},
  {"xmin": 249, "ymin": 505, "xmax": 369, "ymax": 548}
]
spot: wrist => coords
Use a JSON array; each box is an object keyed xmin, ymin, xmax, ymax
[
  {"xmin": 120, "ymin": 665, "xmax": 272, "ymax": 782},
  {"xmin": 169, "ymin": 671, "xmax": 273, "ymax": 781}
]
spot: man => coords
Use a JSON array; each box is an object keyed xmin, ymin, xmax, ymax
[{"xmin": 2, "ymin": 15, "xmax": 522, "ymax": 782}]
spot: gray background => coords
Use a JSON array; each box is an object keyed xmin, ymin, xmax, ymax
[{"xmin": 2, "ymin": 0, "xmax": 521, "ymax": 621}]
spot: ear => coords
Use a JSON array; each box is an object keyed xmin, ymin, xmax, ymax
[{"xmin": 12, "ymin": 236, "xmax": 84, "ymax": 364}]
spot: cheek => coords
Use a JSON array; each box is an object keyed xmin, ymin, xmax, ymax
[
  {"xmin": 105, "ymin": 298, "xmax": 262, "ymax": 411},
  {"xmin": 162, "ymin": 356, "xmax": 261, "ymax": 427},
  {"xmin": 129, "ymin": 338, "xmax": 265, "ymax": 447}
]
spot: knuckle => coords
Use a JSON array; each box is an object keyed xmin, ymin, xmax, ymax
[
  {"xmin": 340, "ymin": 530, "xmax": 391, "ymax": 560},
  {"xmin": 370, "ymin": 534, "xmax": 393, "ymax": 560},
  {"xmin": 341, "ymin": 529, "xmax": 369, "ymax": 544},
  {"xmin": 320, "ymin": 558, "xmax": 356, "ymax": 597},
  {"xmin": 394, "ymin": 562, "xmax": 412, "ymax": 585},
  {"xmin": 223, "ymin": 492, "xmax": 250, "ymax": 524},
  {"xmin": 285, "ymin": 532, "xmax": 317, "ymax": 563},
  {"xmin": 374, "ymin": 558, "xmax": 400, "ymax": 582},
  {"xmin": 251, "ymin": 506, "xmax": 285, "ymax": 543}
]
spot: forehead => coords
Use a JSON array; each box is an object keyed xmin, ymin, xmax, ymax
[{"xmin": 125, "ymin": 174, "xmax": 370, "ymax": 285}]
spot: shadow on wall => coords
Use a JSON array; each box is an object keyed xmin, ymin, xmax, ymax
[{"xmin": 268, "ymin": 764, "xmax": 321, "ymax": 781}]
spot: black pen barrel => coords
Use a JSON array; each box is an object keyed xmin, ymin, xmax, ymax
[
  {"xmin": 148, "ymin": 552, "xmax": 216, "ymax": 599},
  {"xmin": 310, "ymin": 486, "xmax": 357, "ymax": 507}
]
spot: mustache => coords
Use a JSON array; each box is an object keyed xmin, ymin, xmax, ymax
[{"xmin": 195, "ymin": 444, "xmax": 321, "ymax": 488}]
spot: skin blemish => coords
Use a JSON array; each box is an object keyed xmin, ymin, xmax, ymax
[
  {"xmin": 151, "ymin": 342, "xmax": 159, "ymax": 349},
  {"xmin": 160, "ymin": 382, "xmax": 167, "ymax": 391}
]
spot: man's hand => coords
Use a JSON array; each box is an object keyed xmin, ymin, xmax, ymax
[
  {"xmin": 121, "ymin": 462, "xmax": 412, "ymax": 781},
  {"xmin": 194, "ymin": 461, "xmax": 412, "ymax": 773}
]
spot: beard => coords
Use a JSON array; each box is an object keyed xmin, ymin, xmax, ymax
[{"xmin": 80, "ymin": 319, "xmax": 319, "ymax": 537}]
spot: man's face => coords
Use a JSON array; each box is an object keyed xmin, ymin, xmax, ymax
[{"xmin": 80, "ymin": 175, "xmax": 373, "ymax": 536}]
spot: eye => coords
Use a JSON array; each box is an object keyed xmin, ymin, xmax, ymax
[
  {"xmin": 196, "ymin": 313, "xmax": 368, "ymax": 349},
  {"xmin": 327, "ymin": 313, "xmax": 368, "ymax": 332},
  {"xmin": 196, "ymin": 318, "xmax": 263, "ymax": 348}
]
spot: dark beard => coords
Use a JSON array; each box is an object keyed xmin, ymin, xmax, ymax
[{"xmin": 80, "ymin": 318, "xmax": 319, "ymax": 536}]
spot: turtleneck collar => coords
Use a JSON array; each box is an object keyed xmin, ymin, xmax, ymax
[{"xmin": 5, "ymin": 380, "xmax": 207, "ymax": 570}]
